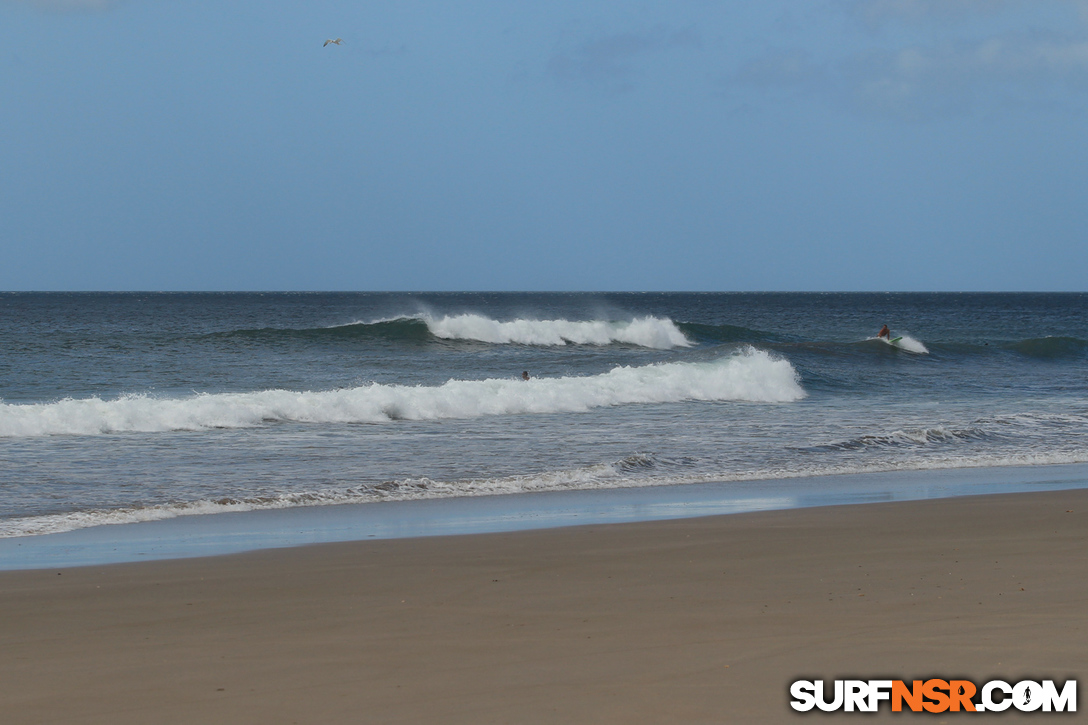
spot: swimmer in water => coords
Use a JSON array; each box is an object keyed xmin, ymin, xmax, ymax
[{"xmin": 521, "ymin": 371, "xmax": 530, "ymax": 381}]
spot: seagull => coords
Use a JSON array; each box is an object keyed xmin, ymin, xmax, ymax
[{"xmin": 323, "ymin": 38, "xmax": 343, "ymax": 47}]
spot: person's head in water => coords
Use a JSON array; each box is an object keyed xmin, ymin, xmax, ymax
[{"xmin": 522, "ymin": 371, "xmax": 530, "ymax": 381}]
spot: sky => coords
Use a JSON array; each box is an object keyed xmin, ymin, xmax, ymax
[{"xmin": 2, "ymin": 0, "xmax": 1087, "ymax": 291}]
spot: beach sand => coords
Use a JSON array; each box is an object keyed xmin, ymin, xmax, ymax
[{"xmin": 2, "ymin": 488, "xmax": 1085, "ymax": 724}]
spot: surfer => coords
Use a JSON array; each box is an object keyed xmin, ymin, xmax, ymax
[
  {"xmin": 521, "ymin": 371, "xmax": 530, "ymax": 381},
  {"xmin": 878, "ymin": 325, "xmax": 890, "ymax": 340}
]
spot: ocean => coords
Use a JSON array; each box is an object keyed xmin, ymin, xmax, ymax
[{"xmin": 2, "ymin": 292, "xmax": 1087, "ymax": 543}]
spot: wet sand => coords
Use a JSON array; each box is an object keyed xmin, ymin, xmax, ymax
[{"xmin": 2, "ymin": 488, "xmax": 1085, "ymax": 723}]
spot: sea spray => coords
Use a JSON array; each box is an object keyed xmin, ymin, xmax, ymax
[
  {"xmin": 0, "ymin": 348, "xmax": 804, "ymax": 437},
  {"xmin": 895, "ymin": 335, "xmax": 929, "ymax": 354},
  {"xmin": 357, "ymin": 313, "xmax": 693, "ymax": 348},
  {"xmin": 7, "ymin": 292, "xmax": 1085, "ymax": 551},
  {"xmin": 867, "ymin": 335, "xmax": 929, "ymax": 354}
]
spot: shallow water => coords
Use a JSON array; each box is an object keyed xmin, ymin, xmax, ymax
[{"xmin": 1, "ymin": 292, "xmax": 1086, "ymax": 538}]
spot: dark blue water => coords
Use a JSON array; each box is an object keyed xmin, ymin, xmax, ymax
[{"xmin": 1, "ymin": 292, "xmax": 1086, "ymax": 537}]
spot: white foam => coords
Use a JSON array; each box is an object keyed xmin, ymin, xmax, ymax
[
  {"xmin": 421, "ymin": 314, "xmax": 692, "ymax": 348},
  {"xmin": 876, "ymin": 334, "xmax": 928, "ymax": 354},
  {"xmin": 0, "ymin": 348, "xmax": 804, "ymax": 438},
  {"xmin": 895, "ymin": 335, "xmax": 929, "ymax": 354},
  {"xmin": 5, "ymin": 448, "xmax": 1087, "ymax": 539}
]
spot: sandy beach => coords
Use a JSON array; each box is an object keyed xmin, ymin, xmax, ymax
[{"xmin": 2, "ymin": 487, "xmax": 1085, "ymax": 724}]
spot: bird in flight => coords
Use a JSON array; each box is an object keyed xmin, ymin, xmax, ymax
[{"xmin": 323, "ymin": 38, "xmax": 343, "ymax": 47}]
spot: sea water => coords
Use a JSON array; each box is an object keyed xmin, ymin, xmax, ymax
[{"xmin": 1, "ymin": 292, "xmax": 1086, "ymax": 539}]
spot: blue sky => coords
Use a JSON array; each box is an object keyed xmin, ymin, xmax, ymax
[{"xmin": 2, "ymin": 0, "xmax": 1087, "ymax": 291}]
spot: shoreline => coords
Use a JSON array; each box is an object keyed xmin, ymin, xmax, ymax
[
  {"xmin": 2, "ymin": 486, "xmax": 1085, "ymax": 723},
  {"xmin": 2, "ymin": 461, "xmax": 1088, "ymax": 571}
]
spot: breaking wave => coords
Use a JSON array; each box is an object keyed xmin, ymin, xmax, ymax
[
  {"xmin": 402, "ymin": 313, "xmax": 691, "ymax": 348},
  {"xmin": 870, "ymin": 335, "xmax": 929, "ymax": 354},
  {"xmin": 0, "ymin": 348, "xmax": 804, "ymax": 437},
  {"xmin": 225, "ymin": 314, "xmax": 692, "ymax": 349}
]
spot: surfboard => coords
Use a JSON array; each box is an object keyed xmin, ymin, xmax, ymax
[{"xmin": 888, "ymin": 336, "xmax": 902, "ymax": 344}]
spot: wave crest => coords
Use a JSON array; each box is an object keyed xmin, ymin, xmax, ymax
[
  {"xmin": 1007, "ymin": 336, "xmax": 1088, "ymax": 359},
  {"xmin": 870, "ymin": 335, "xmax": 928, "ymax": 354},
  {"xmin": 805, "ymin": 412, "xmax": 1088, "ymax": 453},
  {"xmin": 220, "ymin": 314, "xmax": 692, "ymax": 348},
  {"xmin": 809, "ymin": 425, "xmax": 989, "ymax": 451},
  {"xmin": 421, "ymin": 313, "xmax": 691, "ymax": 348},
  {"xmin": 0, "ymin": 348, "xmax": 804, "ymax": 437}
]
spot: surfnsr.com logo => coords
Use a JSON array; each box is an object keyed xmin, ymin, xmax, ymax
[{"xmin": 790, "ymin": 679, "xmax": 1076, "ymax": 713}]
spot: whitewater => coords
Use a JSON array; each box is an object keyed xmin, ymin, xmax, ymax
[
  {"xmin": 340, "ymin": 313, "xmax": 693, "ymax": 348},
  {"xmin": 423, "ymin": 313, "xmax": 691, "ymax": 348},
  {"xmin": 0, "ymin": 349, "xmax": 802, "ymax": 437},
  {"xmin": 1, "ymin": 291, "xmax": 1086, "ymax": 543}
]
